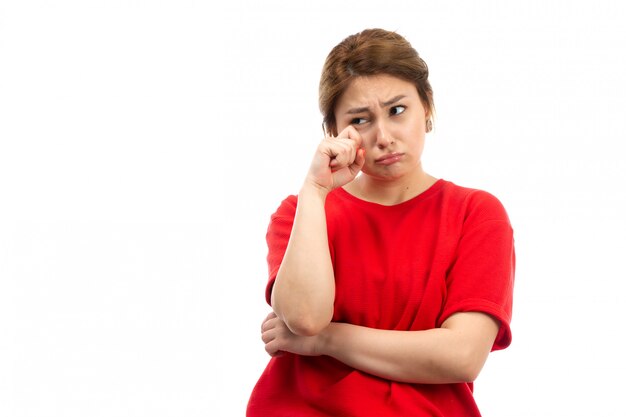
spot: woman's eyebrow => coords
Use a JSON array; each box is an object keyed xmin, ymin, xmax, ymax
[
  {"xmin": 345, "ymin": 95, "xmax": 406, "ymax": 114},
  {"xmin": 381, "ymin": 95, "xmax": 406, "ymax": 107},
  {"xmin": 346, "ymin": 106, "xmax": 369, "ymax": 115}
]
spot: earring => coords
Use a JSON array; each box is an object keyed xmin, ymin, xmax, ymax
[{"xmin": 426, "ymin": 119, "xmax": 433, "ymax": 133}]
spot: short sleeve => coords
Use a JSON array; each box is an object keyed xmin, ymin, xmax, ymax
[
  {"xmin": 439, "ymin": 192, "xmax": 516, "ymax": 351},
  {"xmin": 264, "ymin": 195, "xmax": 298, "ymax": 305}
]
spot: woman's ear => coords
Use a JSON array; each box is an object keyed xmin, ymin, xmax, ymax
[{"xmin": 424, "ymin": 108, "xmax": 433, "ymax": 133}]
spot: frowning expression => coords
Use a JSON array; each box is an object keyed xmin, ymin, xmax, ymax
[{"xmin": 334, "ymin": 74, "xmax": 429, "ymax": 181}]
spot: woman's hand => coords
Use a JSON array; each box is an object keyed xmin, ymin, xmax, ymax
[
  {"xmin": 261, "ymin": 312, "xmax": 325, "ymax": 357},
  {"xmin": 305, "ymin": 126, "xmax": 366, "ymax": 192}
]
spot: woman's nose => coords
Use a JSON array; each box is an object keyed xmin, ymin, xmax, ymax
[{"xmin": 375, "ymin": 120, "xmax": 392, "ymax": 149}]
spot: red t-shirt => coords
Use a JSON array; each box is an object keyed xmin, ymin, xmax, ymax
[{"xmin": 247, "ymin": 179, "xmax": 515, "ymax": 416}]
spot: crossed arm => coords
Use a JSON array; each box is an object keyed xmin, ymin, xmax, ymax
[{"xmin": 262, "ymin": 310, "xmax": 499, "ymax": 384}]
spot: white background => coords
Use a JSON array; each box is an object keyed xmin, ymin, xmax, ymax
[{"xmin": 1, "ymin": 1, "xmax": 625, "ymax": 416}]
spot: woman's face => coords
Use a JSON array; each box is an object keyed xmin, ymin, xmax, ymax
[{"xmin": 334, "ymin": 74, "xmax": 429, "ymax": 182}]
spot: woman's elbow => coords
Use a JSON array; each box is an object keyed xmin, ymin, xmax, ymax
[
  {"xmin": 271, "ymin": 289, "xmax": 334, "ymax": 336},
  {"xmin": 272, "ymin": 301, "xmax": 332, "ymax": 336},
  {"xmin": 456, "ymin": 363, "xmax": 482, "ymax": 383},
  {"xmin": 285, "ymin": 314, "xmax": 331, "ymax": 336},
  {"xmin": 454, "ymin": 348, "xmax": 490, "ymax": 382}
]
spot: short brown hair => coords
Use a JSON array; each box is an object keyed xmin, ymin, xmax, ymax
[{"xmin": 319, "ymin": 28, "xmax": 434, "ymax": 135}]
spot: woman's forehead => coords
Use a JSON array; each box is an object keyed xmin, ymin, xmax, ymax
[{"xmin": 337, "ymin": 75, "xmax": 418, "ymax": 109}]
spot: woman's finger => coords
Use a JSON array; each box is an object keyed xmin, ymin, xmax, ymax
[
  {"xmin": 261, "ymin": 327, "xmax": 275, "ymax": 344},
  {"xmin": 337, "ymin": 125, "xmax": 363, "ymax": 150},
  {"xmin": 350, "ymin": 148, "xmax": 366, "ymax": 173},
  {"xmin": 327, "ymin": 138, "xmax": 358, "ymax": 169},
  {"xmin": 261, "ymin": 312, "xmax": 277, "ymax": 332},
  {"xmin": 265, "ymin": 340, "xmax": 278, "ymax": 356}
]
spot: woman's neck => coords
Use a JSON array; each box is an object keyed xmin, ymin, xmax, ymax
[{"xmin": 344, "ymin": 169, "xmax": 438, "ymax": 206}]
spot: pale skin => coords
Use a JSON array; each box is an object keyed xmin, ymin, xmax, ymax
[{"xmin": 266, "ymin": 74, "xmax": 500, "ymax": 384}]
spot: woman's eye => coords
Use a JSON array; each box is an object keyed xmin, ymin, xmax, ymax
[
  {"xmin": 351, "ymin": 117, "xmax": 367, "ymax": 125},
  {"xmin": 390, "ymin": 105, "xmax": 406, "ymax": 116}
]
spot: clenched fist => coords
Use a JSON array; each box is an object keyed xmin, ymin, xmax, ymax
[{"xmin": 305, "ymin": 125, "xmax": 366, "ymax": 192}]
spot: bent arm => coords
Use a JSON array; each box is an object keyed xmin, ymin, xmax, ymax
[
  {"xmin": 270, "ymin": 184, "xmax": 335, "ymax": 336},
  {"xmin": 318, "ymin": 312, "xmax": 500, "ymax": 383},
  {"xmin": 270, "ymin": 128, "xmax": 365, "ymax": 337}
]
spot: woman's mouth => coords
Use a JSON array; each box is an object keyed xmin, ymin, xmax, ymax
[{"xmin": 375, "ymin": 152, "xmax": 404, "ymax": 165}]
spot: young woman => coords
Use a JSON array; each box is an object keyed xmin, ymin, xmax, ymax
[{"xmin": 247, "ymin": 28, "xmax": 515, "ymax": 416}]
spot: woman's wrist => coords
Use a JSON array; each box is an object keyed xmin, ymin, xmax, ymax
[
  {"xmin": 300, "ymin": 179, "xmax": 331, "ymax": 201},
  {"xmin": 316, "ymin": 322, "xmax": 339, "ymax": 357}
]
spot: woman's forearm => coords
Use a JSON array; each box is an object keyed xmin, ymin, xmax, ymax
[
  {"xmin": 319, "ymin": 313, "xmax": 499, "ymax": 384},
  {"xmin": 271, "ymin": 183, "xmax": 336, "ymax": 336}
]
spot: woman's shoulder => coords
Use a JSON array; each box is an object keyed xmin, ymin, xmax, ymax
[
  {"xmin": 270, "ymin": 194, "xmax": 298, "ymax": 220},
  {"xmin": 439, "ymin": 180, "xmax": 511, "ymax": 225}
]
